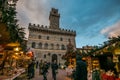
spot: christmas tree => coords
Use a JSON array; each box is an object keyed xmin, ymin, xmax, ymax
[
  {"xmin": 0, "ymin": 0, "xmax": 25, "ymax": 49},
  {"xmin": 0, "ymin": 0, "xmax": 26, "ymax": 71},
  {"xmin": 62, "ymin": 39, "xmax": 76, "ymax": 66}
]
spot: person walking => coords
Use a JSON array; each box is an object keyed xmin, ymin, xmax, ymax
[
  {"xmin": 42, "ymin": 61, "xmax": 49, "ymax": 80},
  {"xmin": 92, "ymin": 68, "xmax": 100, "ymax": 80},
  {"xmin": 27, "ymin": 59, "xmax": 35, "ymax": 79},
  {"xmin": 39, "ymin": 60, "xmax": 43, "ymax": 75},
  {"xmin": 27, "ymin": 60, "xmax": 32, "ymax": 79},
  {"xmin": 51, "ymin": 60, "xmax": 58, "ymax": 80},
  {"xmin": 74, "ymin": 54, "xmax": 87, "ymax": 80},
  {"xmin": 30, "ymin": 59, "xmax": 35, "ymax": 78},
  {"xmin": 36, "ymin": 60, "xmax": 39, "ymax": 69}
]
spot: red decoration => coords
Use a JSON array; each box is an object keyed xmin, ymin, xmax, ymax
[{"xmin": 27, "ymin": 51, "xmax": 34, "ymax": 57}]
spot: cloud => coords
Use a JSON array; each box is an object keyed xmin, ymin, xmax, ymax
[
  {"xmin": 16, "ymin": 0, "xmax": 51, "ymax": 38},
  {"xmin": 16, "ymin": 0, "xmax": 50, "ymax": 28},
  {"xmin": 16, "ymin": 0, "xmax": 120, "ymax": 46},
  {"xmin": 101, "ymin": 21, "xmax": 120, "ymax": 38}
]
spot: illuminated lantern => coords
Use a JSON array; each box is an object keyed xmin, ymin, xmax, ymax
[{"xmin": 82, "ymin": 57, "xmax": 86, "ymax": 61}]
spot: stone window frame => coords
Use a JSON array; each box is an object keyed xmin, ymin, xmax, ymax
[
  {"xmin": 56, "ymin": 44, "xmax": 59, "ymax": 50},
  {"xmin": 44, "ymin": 54, "xmax": 46, "ymax": 58},
  {"xmin": 47, "ymin": 36, "xmax": 49, "ymax": 40},
  {"xmin": 68, "ymin": 38, "xmax": 70, "ymax": 41},
  {"xmin": 60, "ymin": 37, "xmax": 63, "ymax": 41},
  {"xmin": 44, "ymin": 43, "xmax": 48, "ymax": 49},
  {"xmin": 51, "ymin": 43, "xmax": 54, "ymax": 49},
  {"xmin": 38, "ymin": 35, "xmax": 41, "ymax": 39},
  {"xmin": 61, "ymin": 44, "xmax": 65, "ymax": 50},
  {"xmin": 38, "ymin": 42, "xmax": 42, "ymax": 49},
  {"xmin": 32, "ymin": 42, "xmax": 36, "ymax": 48}
]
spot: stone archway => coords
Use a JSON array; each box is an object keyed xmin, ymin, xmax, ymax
[{"xmin": 52, "ymin": 54, "xmax": 57, "ymax": 62}]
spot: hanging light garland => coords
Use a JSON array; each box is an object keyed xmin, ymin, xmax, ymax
[{"xmin": 87, "ymin": 36, "xmax": 120, "ymax": 56}]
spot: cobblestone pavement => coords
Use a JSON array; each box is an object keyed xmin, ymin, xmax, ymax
[
  {"xmin": 14, "ymin": 68, "xmax": 72, "ymax": 80},
  {"xmin": 33, "ymin": 68, "xmax": 72, "ymax": 80}
]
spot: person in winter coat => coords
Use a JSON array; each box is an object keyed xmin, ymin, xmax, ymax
[
  {"xmin": 39, "ymin": 60, "xmax": 43, "ymax": 75},
  {"xmin": 27, "ymin": 59, "xmax": 35, "ymax": 79},
  {"xmin": 42, "ymin": 61, "xmax": 49, "ymax": 80},
  {"xmin": 74, "ymin": 54, "xmax": 87, "ymax": 80},
  {"xmin": 51, "ymin": 60, "xmax": 58, "ymax": 80},
  {"xmin": 27, "ymin": 61, "xmax": 32, "ymax": 78},
  {"xmin": 36, "ymin": 60, "xmax": 39, "ymax": 69},
  {"xmin": 92, "ymin": 68, "xmax": 100, "ymax": 80}
]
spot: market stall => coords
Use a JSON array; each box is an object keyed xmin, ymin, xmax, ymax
[{"xmin": 0, "ymin": 43, "xmax": 30, "ymax": 80}]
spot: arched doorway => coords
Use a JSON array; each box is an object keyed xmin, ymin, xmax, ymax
[{"xmin": 52, "ymin": 54, "xmax": 57, "ymax": 62}]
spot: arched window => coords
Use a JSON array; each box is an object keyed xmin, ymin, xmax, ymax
[
  {"xmin": 60, "ymin": 37, "xmax": 63, "ymax": 41},
  {"xmin": 56, "ymin": 44, "xmax": 59, "ymax": 50},
  {"xmin": 51, "ymin": 43, "xmax": 54, "ymax": 49},
  {"xmin": 44, "ymin": 43, "xmax": 48, "ymax": 49},
  {"xmin": 38, "ymin": 35, "xmax": 41, "ymax": 39},
  {"xmin": 32, "ymin": 42, "xmax": 36, "ymax": 48},
  {"xmin": 68, "ymin": 38, "xmax": 70, "ymax": 41},
  {"xmin": 38, "ymin": 42, "xmax": 42, "ymax": 49},
  {"xmin": 47, "ymin": 36, "xmax": 49, "ymax": 40},
  {"xmin": 61, "ymin": 44, "xmax": 65, "ymax": 50},
  {"xmin": 44, "ymin": 54, "xmax": 46, "ymax": 58}
]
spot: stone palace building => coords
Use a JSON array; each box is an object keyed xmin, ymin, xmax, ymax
[{"xmin": 27, "ymin": 8, "xmax": 76, "ymax": 65}]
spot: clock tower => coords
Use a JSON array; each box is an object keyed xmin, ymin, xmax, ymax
[{"xmin": 49, "ymin": 8, "xmax": 60, "ymax": 29}]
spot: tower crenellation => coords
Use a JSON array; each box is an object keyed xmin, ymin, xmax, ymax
[
  {"xmin": 41, "ymin": 25, "xmax": 44, "ymax": 28},
  {"xmin": 28, "ymin": 23, "xmax": 76, "ymax": 35},
  {"xmin": 28, "ymin": 8, "xmax": 76, "ymax": 36}
]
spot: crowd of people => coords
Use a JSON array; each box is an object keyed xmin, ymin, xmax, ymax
[
  {"xmin": 65, "ymin": 54, "xmax": 120, "ymax": 80},
  {"xmin": 26, "ymin": 56, "xmax": 120, "ymax": 80},
  {"xmin": 27, "ymin": 59, "xmax": 58, "ymax": 80},
  {"xmin": 87, "ymin": 68, "xmax": 120, "ymax": 80}
]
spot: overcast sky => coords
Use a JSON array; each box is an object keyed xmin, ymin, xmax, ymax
[{"xmin": 16, "ymin": 0, "xmax": 120, "ymax": 48}]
